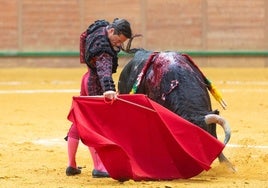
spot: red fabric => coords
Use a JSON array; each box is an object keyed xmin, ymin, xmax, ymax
[{"xmin": 68, "ymin": 94, "xmax": 224, "ymax": 181}]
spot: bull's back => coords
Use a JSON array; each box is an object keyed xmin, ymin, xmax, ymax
[{"xmin": 144, "ymin": 52, "xmax": 212, "ymax": 127}]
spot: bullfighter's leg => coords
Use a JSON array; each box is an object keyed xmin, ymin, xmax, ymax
[
  {"xmin": 65, "ymin": 124, "xmax": 81, "ymax": 176},
  {"xmin": 89, "ymin": 147, "xmax": 110, "ymax": 178},
  {"xmin": 67, "ymin": 137, "xmax": 79, "ymax": 168}
]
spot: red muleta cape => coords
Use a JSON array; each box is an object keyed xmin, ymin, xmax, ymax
[{"xmin": 67, "ymin": 94, "xmax": 224, "ymax": 181}]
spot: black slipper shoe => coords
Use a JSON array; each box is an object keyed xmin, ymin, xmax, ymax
[
  {"xmin": 66, "ymin": 166, "xmax": 81, "ymax": 176},
  {"xmin": 92, "ymin": 169, "xmax": 110, "ymax": 178}
]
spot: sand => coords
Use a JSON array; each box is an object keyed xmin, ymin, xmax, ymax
[{"xmin": 0, "ymin": 67, "xmax": 267, "ymax": 188}]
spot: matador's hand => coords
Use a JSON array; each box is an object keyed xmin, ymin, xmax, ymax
[{"xmin": 103, "ymin": 90, "xmax": 117, "ymax": 101}]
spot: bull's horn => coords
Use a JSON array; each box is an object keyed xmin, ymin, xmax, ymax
[{"xmin": 205, "ymin": 114, "xmax": 231, "ymax": 145}]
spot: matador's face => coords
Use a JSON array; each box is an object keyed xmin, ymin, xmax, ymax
[{"xmin": 107, "ymin": 28, "xmax": 128, "ymax": 48}]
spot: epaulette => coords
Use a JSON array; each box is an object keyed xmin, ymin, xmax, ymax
[{"xmin": 87, "ymin": 20, "xmax": 109, "ymax": 35}]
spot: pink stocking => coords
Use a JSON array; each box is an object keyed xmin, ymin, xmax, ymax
[
  {"xmin": 89, "ymin": 147, "xmax": 107, "ymax": 172},
  {"xmin": 67, "ymin": 137, "xmax": 79, "ymax": 168}
]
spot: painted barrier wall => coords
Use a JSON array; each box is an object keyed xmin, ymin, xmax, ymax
[{"xmin": 0, "ymin": 0, "xmax": 267, "ymax": 67}]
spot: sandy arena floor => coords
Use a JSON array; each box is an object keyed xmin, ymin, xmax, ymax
[{"xmin": 0, "ymin": 67, "xmax": 267, "ymax": 188}]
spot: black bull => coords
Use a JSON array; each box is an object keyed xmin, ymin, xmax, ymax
[{"xmin": 118, "ymin": 49, "xmax": 234, "ymax": 167}]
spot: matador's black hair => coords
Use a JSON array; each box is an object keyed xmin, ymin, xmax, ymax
[{"xmin": 109, "ymin": 18, "xmax": 132, "ymax": 38}]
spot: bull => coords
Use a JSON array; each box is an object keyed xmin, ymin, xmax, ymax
[{"xmin": 118, "ymin": 39, "xmax": 234, "ymax": 169}]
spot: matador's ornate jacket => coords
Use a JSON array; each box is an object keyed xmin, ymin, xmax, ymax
[{"xmin": 80, "ymin": 20, "xmax": 119, "ymax": 95}]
